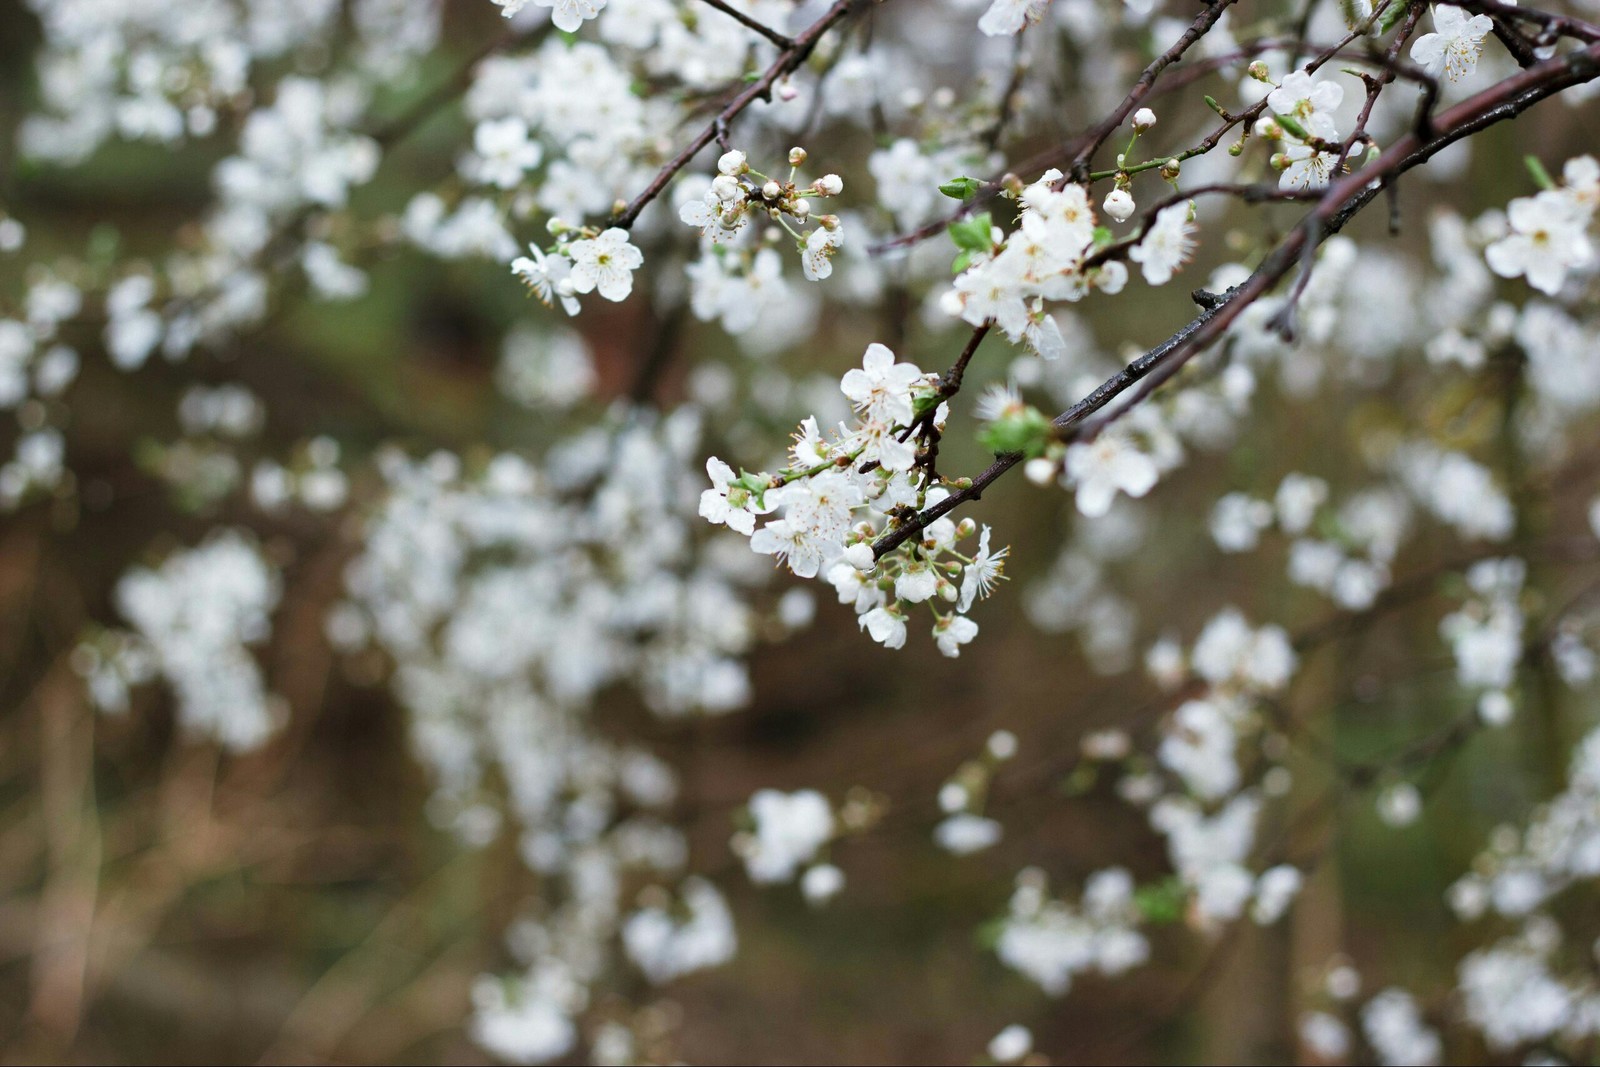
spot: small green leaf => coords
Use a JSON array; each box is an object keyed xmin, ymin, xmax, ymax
[
  {"xmin": 1092, "ymin": 225, "xmax": 1114, "ymax": 249},
  {"xmin": 951, "ymin": 249, "xmax": 974, "ymax": 275},
  {"xmin": 939, "ymin": 176, "xmax": 983, "ymax": 201},
  {"xmin": 1376, "ymin": 0, "xmax": 1415, "ymax": 36},
  {"xmin": 1524, "ymin": 154, "xmax": 1556, "ymax": 191},
  {"xmin": 978, "ymin": 405, "xmax": 1052, "ymax": 458},
  {"xmin": 948, "ymin": 212, "xmax": 995, "ymax": 253},
  {"xmin": 1133, "ymin": 877, "xmax": 1187, "ymax": 925},
  {"xmin": 974, "ymin": 915, "xmax": 1009, "ymax": 950},
  {"xmin": 1273, "ymin": 112, "xmax": 1310, "ymax": 141}
]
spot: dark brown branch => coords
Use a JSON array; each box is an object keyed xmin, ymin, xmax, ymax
[{"xmin": 692, "ymin": 0, "xmax": 796, "ymax": 48}]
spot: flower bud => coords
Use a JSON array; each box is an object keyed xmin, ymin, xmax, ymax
[
  {"xmin": 1103, "ymin": 188, "xmax": 1136, "ymax": 222},
  {"xmin": 1160, "ymin": 157, "xmax": 1182, "ymax": 181},
  {"xmin": 843, "ymin": 543, "xmax": 876, "ymax": 572},
  {"xmin": 762, "ymin": 180, "xmax": 781, "ymax": 200},
  {"xmin": 792, "ymin": 199, "xmax": 810, "ymax": 219},
  {"xmin": 1248, "ymin": 61, "xmax": 1271, "ymax": 82},
  {"xmin": 717, "ymin": 149, "xmax": 747, "ymax": 176},
  {"xmin": 813, "ymin": 173, "xmax": 844, "ymax": 196},
  {"xmin": 777, "ymin": 80, "xmax": 799, "ymax": 101},
  {"xmin": 712, "ymin": 174, "xmax": 742, "ymax": 202},
  {"xmin": 788, "ymin": 146, "xmax": 807, "ymax": 166},
  {"xmin": 1024, "ymin": 457, "xmax": 1057, "ymax": 486},
  {"xmin": 1133, "ymin": 107, "xmax": 1157, "ymax": 131}
]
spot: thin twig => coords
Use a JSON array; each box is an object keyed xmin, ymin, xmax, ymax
[{"xmin": 610, "ymin": 0, "xmax": 868, "ymax": 229}]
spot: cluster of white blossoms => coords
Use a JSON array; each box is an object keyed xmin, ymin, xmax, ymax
[
  {"xmin": 8, "ymin": 0, "xmax": 1600, "ymax": 1060},
  {"xmin": 1213, "ymin": 473, "xmax": 1411, "ymax": 612},
  {"xmin": 1361, "ymin": 988, "xmax": 1444, "ymax": 1067},
  {"xmin": 1485, "ymin": 155, "xmax": 1598, "ymax": 296},
  {"xmin": 1450, "ymin": 726, "xmax": 1600, "ymax": 923},
  {"xmin": 732, "ymin": 787, "xmax": 853, "ymax": 904},
  {"xmin": 79, "ymin": 532, "xmax": 284, "ymax": 750},
  {"xmin": 679, "ymin": 147, "xmax": 845, "ymax": 278},
  {"xmin": 701, "ymin": 341, "xmax": 1010, "ymax": 655},
  {"xmin": 1439, "ymin": 558, "xmax": 1526, "ymax": 726},
  {"xmin": 993, "ymin": 866, "xmax": 1150, "ymax": 996},
  {"xmin": 676, "ymin": 145, "xmax": 849, "ymax": 337},
  {"xmin": 940, "ymin": 170, "xmax": 1191, "ymax": 354},
  {"xmin": 1261, "ymin": 67, "xmax": 1346, "ymax": 191},
  {"xmin": 324, "ymin": 406, "xmax": 821, "ymax": 1056},
  {"xmin": 992, "ymin": 607, "xmax": 1303, "ymax": 997},
  {"xmin": 933, "ymin": 729, "xmax": 1016, "ymax": 855},
  {"xmin": 1294, "ymin": 968, "xmax": 1448, "ymax": 1065}
]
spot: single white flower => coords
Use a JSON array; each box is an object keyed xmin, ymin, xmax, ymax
[
  {"xmin": 801, "ymin": 224, "xmax": 843, "ymax": 281},
  {"xmin": 1485, "ymin": 190, "xmax": 1595, "ymax": 295},
  {"xmin": 934, "ymin": 812, "xmax": 1002, "ymax": 854},
  {"xmin": 895, "ymin": 558, "xmax": 940, "ymax": 603},
  {"xmin": 958, "ymin": 525, "xmax": 1008, "ymax": 611},
  {"xmin": 861, "ymin": 605, "xmax": 908, "ymax": 649},
  {"xmin": 1267, "ymin": 70, "xmax": 1344, "ymax": 137},
  {"xmin": 988, "ymin": 1025, "xmax": 1032, "ymax": 1064},
  {"xmin": 1278, "ymin": 143, "xmax": 1339, "ymax": 191},
  {"xmin": 699, "ymin": 457, "xmax": 770, "ymax": 535},
  {"xmin": 533, "ymin": 0, "xmax": 606, "ymax": 34},
  {"xmin": 473, "ymin": 117, "xmax": 541, "ymax": 190},
  {"xmin": 934, "ymin": 614, "xmax": 979, "ymax": 657},
  {"xmin": 840, "ymin": 342, "xmax": 924, "ymax": 426},
  {"xmin": 1064, "ymin": 431, "xmax": 1159, "ymax": 516},
  {"xmin": 1129, "ymin": 202, "xmax": 1195, "ymax": 285},
  {"xmin": 564, "ymin": 228, "xmax": 642, "ymax": 303},
  {"xmin": 510, "ymin": 244, "xmax": 579, "ymax": 315},
  {"xmin": 1411, "ymin": 6, "xmax": 1494, "ymax": 82},
  {"xmin": 978, "ymin": 0, "xmax": 1051, "ymax": 37}
]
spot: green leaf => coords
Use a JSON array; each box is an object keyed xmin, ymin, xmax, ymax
[
  {"xmin": 948, "ymin": 212, "xmax": 995, "ymax": 253},
  {"xmin": 1376, "ymin": 0, "xmax": 1415, "ymax": 36},
  {"xmin": 1273, "ymin": 112, "xmax": 1310, "ymax": 142},
  {"xmin": 939, "ymin": 176, "xmax": 983, "ymax": 201},
  {"xmin": 1524, "ymin": 154, "xmax": 1556, "ymax": 191},
  {"xmin": 1092, "ymin": 225, "xmax": 1114, "ymax": 249},
  {"xmin": 978, "ymin": 406, "xmax": 1052, "ymax": 459},
  {"xmin": 974, "ymin": 915, "xmax": 1009, "ymax": 950},
  {"xmin": 1133, "ymin": 877, "xmax": 1187, "ymax": 925},
  {"xmin": 950, "ymin": 249, "xmax": 975, "ymax": 275}
]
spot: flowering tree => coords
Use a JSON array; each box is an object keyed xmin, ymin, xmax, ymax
[{"xmin": 4, "ymin": 0, "xmax": 1600, "ymax": 1062}]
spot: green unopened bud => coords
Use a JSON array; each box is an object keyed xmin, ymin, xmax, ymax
[{"xmin": 1248, "ymin": 61, "xmax": 1270, "ymax": 82}]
